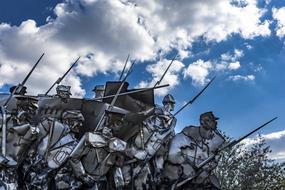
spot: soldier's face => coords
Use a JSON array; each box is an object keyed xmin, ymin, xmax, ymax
[
  {"xmin": 58, "ymin": 91, "xmax": 70, "ymax": 99},
  {"xmin": 68, "ymin": 119, "xmax": 83, "ymax": 133},
  {"xmin": 201, "ymin": 116, "xmax": 217, "ymax": 130},
  {"xmin": 165, "ymin": 103, "xmax": 175, "ymax": 112}
]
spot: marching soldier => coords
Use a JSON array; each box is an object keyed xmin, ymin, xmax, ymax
[
  {"xmin": 0, "ymin": 96, "xmax": 39, "ymax": 189},
  {"xmin": 163, "ymin": 112, "xmax": 225, "ymax": 189},
  {"xmin": 68, "ymin": 111, "xmax": 127, "ymax": 189},
  {"xmin": 54, "ymin": 85, "xmax": 72, "ymax": 102},
  {"xmin": 123, "ymin": 94, "xmax": 177, "ymax": 189},
  {"xmin": 22, "ymin": 110, "xmax": 84, "ymax": 189}
]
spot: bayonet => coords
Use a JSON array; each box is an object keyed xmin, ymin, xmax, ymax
[
  {"xmin": 119, "ymin": 54, "xmax": 130, "ymax": 81},
  {"xmin": 154, "ymin": 53, "xmax": 178, "ymax": 87},
  {"xmin": 174, "ymin": 76, "xmax": 216, "ymax": 117},
  {"xmin": 45, "ymin": 57, "xmax": 80, "ymax": 96},
  {"xmin": 172, "ymin": 117, "xmax": 278, "ymax": 189},
  {"xmin": 3, "ymin": 53, "xmax": 44, "ymax": 107},
  {"xmin": 95, "ymin": 60, "xmax": 136, "ymax": 131},
  {"xmin": 1, "ymin": 53, "xmax": 44, "ymax": 157}
]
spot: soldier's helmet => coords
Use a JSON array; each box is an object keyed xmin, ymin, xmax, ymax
[
  {"xmin": 62, "ymin": 110, "xmax": 84, "ymax": 122},
  {"xmin": 56, "ymin": 85, "xmax": 72, "ymax": 95},
  {"xmin": 162, "ymin": 94, "xmax": 175, "ymax": 105},
  {"xmin": 200, "ymin": 111, "xmax": 219, "ymax": 130},
  {"xmin": 62, "ymin": 110, "xmax": 84, "ymax": 133}
]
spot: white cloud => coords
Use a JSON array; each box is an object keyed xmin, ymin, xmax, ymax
[
  {"xmin": 245, "ymin": 44, "xmax": 253, "ymax": 50},
  {"xmin": 221, "ymin": 49, "xmax": 244, "ymax": 62},
  {"xmin": 183, "ymin": 59, "xmax": 213, "ymax": 86},
  {"xmin": 243, "ymin": 129, "xmax": 285, "ymax": 162},
  {"xmin": 229, "ymin": 74, "xmax": 255, "ymax": 81},
  {"xmin": 217, "ymin": 49, "xmax": 243, "ymax": 72},
  {"xmin": 0, "ymin": 0, "xmax": 271, "ymax": 96},
  {"xmin": 272, "ymin": 7, "xmax": 285, "ymax": 38},
  {"xmin": 228, "ymin": 61, "xmax": 241, "ymax": 70},
  {"xmin": 137, "ymin": 59, "xmax": 185, "ymax": 96}
]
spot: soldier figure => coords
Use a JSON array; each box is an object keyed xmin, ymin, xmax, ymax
[
  {"xmin": 163, "ymin": 112, "xmax": 225, "ymax": 190},
  {"xmin": 0, "ymin": 96, "xmax": 39, "ymax": 189},
  {"xmin": 123, "ymin": 94, "xmax": 177, "ymax": 189},
  {"xmin": 54, "ymin": 85, "xmax": 72, "ymax": 102},
  {"xmin": 22, "ymin": 110, "xmax": 84, "ymax": 189},
  {"xmin": 69, "ymin": 111, "xmax": 127, "ymax": 189}
]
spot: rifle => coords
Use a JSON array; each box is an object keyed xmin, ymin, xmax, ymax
[
  {"xmin": 172, "ymin": 117, "xmax": 278, "ymax": 189},
  {"xmin": 132, "ymin": 76, "xmax": 215, "ymax": 181},
  {"xmin": 174, "ymin": 76, "xmax": 215, "ymax": 117},
  {"xmin": 154, "ymin": 53, "xmax": 178, "ymax": 88},
  {"xmin": 93, "ymin": 84, "xmax": 169, "ymax": 101},
  {"xmin": 3, "ymin": 53, "xmax": 44, "ymax": 107},
  {"xmin": 94, "ymin": 60, "xmax": 136, "ymax": 131},
  {"xmin": 1, "ymin": 53, "xmax": 44, "ymax": 157},
  {"xmin": 44, "ymin": 57, "xmax": 80, "ymax": 95},
  {"xmin": 119, "ymin": 54, "xmax": 130, "ymax": 81}
]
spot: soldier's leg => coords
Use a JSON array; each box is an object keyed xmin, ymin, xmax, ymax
[
  {"xmin": 55, "ymin": 162, "xmax": 83, "ymax": 190},
  {"xmin": 0, "ymin": 168, "xmax": 18, "ymax": 190}
]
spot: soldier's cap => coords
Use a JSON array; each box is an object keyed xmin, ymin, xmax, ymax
[
  {"xmin": 56, "ymin": 85, "xmax": 72, "ymax": 95},
  {"xmin": 92, "ymin": 85, "xmax": 105, "ymax": 92},
  {"xmin": 200, "ymin": 111, "xmax": 219, "ymax": 120},
  {"xmin": 62, "ymin": 110, "xmax": 84, "ymax": 121}
]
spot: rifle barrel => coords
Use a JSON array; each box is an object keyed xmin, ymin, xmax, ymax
[
  {"xmin": 93, "ymin": 84, "xmax": 169, "ymax": 101},
  {"xmin": 3, "ymin": 53, "xmax": 44, "ymax": 107},
  {"xmin": 119, "ymin": 54, "xmax": 130, "ymax": 81},
  {"xmin": 174, "ymin": 117, "xmax": 278, "ymax": 189},
  {"xmin": 154, "ymin": 53, "xmax": 178, "ymax": 87},
  {"xmin": 61, "ymin": 57, "xmax": 80, "ymax": 80},
  {"xmin": 174, "ymin": 76, "xmax": 215, "ymax": 116},
  {"xmin": 21, "ymin": 53, "xmax": 45, "ymax": 85},
  {"xmin": 44, "ymin": 57, "xmax": 80, "ymax": 96}
]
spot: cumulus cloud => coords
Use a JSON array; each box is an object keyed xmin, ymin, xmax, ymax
[
  {"xmin": 137, "ymin": 59, "xmax": 185, "ymax": 96},
  {"xmin": 228, "ymin": 61, "xmax": 241, "ymax": 70},
  {"xmin": 243, "ymin": 130, "xmax": 285, "ymax": 162},
  {"xmin": 221, "ymin": 49, "xmax": 244, "ymax": 62},
  {"xmin": 183, "ymin": 59, "xmax": 213, "ymax": 86},
  {"xmin": 0, "ymin": 0, "xmax": 271, "ymax": 96},
  {"xmin": 218, "ymin": 49, "xmax": 243, "ymax": 71},
  {"xmin": 272, "ymin": 7, "xmax": 285, "ymax": 38},
  {"xmin": 229, "ymin": 74, "xmax": 255, "ymax": 81}
]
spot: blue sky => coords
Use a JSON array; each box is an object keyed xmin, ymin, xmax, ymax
[{"xmin": 0, "ymin": 0, "xmax": 284, "ymax": 161}]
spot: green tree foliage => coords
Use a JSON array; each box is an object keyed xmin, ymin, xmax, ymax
[{"xmin": 215, "ymin": 136, "xmax": 285, "ymax": 190}]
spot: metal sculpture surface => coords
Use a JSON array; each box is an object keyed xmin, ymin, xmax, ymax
[{"xmin": 0, "ymin": 55, "xmax": 277, "ymax": 190}]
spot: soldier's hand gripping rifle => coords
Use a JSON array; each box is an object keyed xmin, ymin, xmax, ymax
[
  {"xmin": 1, "ymin": 53, "xmax": 44, "ymax": 157},
  {"xmin": 44, "ymin": 57, "xmax": 80, "ymax": 96},
  {"xmin": 172, "ymin": 117, "xmax": 278, "ymax": 190},
  {"xmin": 132, "ymin": 76, "xmax": 216, "ymax": 180}
]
